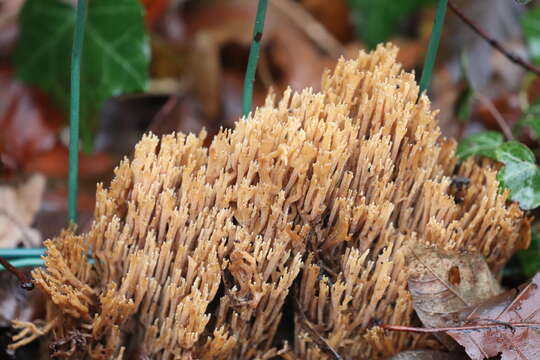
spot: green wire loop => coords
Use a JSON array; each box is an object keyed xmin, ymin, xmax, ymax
[
  {"xmin": 68, "ymin": 0, "xmax": 88, "ymax": 223},
  {"xmin": 419, "ymin": 0, "xmax": 448, "ymax": 96},
  {"xmin": 0, "ymin": 248, "xmax": 46, "ymax": 259},
  {"xmin": 0, "ymin": 0, "xmax": 89, "ymax": 270},
  {"xmin": 242, "ymin": 0, "xmax": 268, "ymax": 117}
]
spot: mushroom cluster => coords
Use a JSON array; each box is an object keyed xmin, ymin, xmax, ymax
[{"xmin": 12, "ymin": 44, "xmax": 530, "ymax": 359}]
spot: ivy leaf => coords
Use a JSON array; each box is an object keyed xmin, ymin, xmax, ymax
[
  {"xmin": 522, "ymin": 5, "xmax": 540, "ymax": 66},
  {"xmin": 516, "ymin": 101, "xmax": 540, "ymax": 140},
  {"xmin": 518, "ymin": 231, "xmax": 540, "ymax": 278},
  {"xmin": 456, "ymin": 131, "xmax": 504, "ymax": 160},
  {"xmin": 15, "ymin": 0, "xmax": 150, "ymax": 151},
  {"xmin": 495, "ymin": 142, "xmax": 540, "ymax": 210},
  {"xmin": 348, "ymin": 0, "xmax": 435, "ymax": 49}
]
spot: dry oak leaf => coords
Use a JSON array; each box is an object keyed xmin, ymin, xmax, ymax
[
  {"xmin": 408, "ymin": 245, "xmax": 503, "ymax": 328},
  {"xmin": 0, "ymin": 174, "xmax": 45, "ymax": 248},
  {"xmin": 408, "ymin": 245, "xmax": 503, "ymax": 348},
  {"xmin": 448, "ymin": 272, "xmax": 540, "ymax": 360}
]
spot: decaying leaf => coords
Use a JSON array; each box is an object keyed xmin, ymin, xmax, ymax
[
  {"xmin": 0, "ymin": 174, "xmax": 45, "ymax": 248},
  {"xmin": 408, "ymin": 245, "xmax": 503, "ymax": 348},
  {"xmin": 448, "ymin": 272, "xmax": 540, "ymax": 360},
  {"xmin": 408, "ymin": 245, "xmax": 503, "ymax": 329},
  {"xmin": 386, "ymin": 350, "xmax": 466, "ymax": 360}
]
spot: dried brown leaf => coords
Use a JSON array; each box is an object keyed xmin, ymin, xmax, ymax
[
  {"xmin": 386, "ymin": 350, "xmax": 467, "ymax": 360},
  {"xmin": 448, "ymin": 272, "xmax": 540, "ymax": 360},
  {"xmin": 408, "ymin": 245, "xmax": 502, "ymax": 328},
  {"xmin": 0, "ymin": 174, "xmax": 45, "ymax": 248},
  {"xmin": 408, "ymin": 245, "xmax": 502, "ymax": 348}
]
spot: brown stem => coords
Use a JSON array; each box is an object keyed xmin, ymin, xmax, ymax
[
  {"xmin": 0, "ymin": 256, "xmax": 34, "ymax": 291},
  {"xmin": 271, "ymin": 0, "xmax": 345, "ymax": 58},
  {"xmin": 382, "ymin": 322, "xmax": 540, "ymax": 333},
  {"xmin": 448, "ymin": 0, "xmax": 540, "ymax": 76},
  {"xmin": 475, "ymin": 93, "xmax": 515, "ymax": 141}
]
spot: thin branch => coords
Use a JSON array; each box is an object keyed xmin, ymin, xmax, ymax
[
  {"xmin": 293, "ymin": 294, "xmax": 344, "ymax": 360},
  {"xmin": 270, "ymin": 0, "xmax": 345, "ymax": 58},
  {"xmin": 382, "ymin": 322, "xmax": 540, "ymax": 333},
  {"xmin": 0, "ymin": 256, "xmax": 34, "ymax": 291},
  {"xmin": 475, "ymin": 93, "xmax": 515, "ymax": 141},
  {"xmin": 448, "ymin": 0, "xmax": 540, "ymax": 77}
]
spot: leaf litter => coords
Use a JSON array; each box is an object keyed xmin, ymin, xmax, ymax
[{"xmin": 384, "ymin": 246, "xmax": 540, "ymax": 360}]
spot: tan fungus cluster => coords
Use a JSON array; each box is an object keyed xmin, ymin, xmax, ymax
[{"xmin": 10, "ymin": 44, "xmax": 530, "ymax": 359}]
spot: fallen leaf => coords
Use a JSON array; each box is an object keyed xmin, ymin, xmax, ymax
[
  {"xmin": 0, "ymin": 67, "xmax": 62, "ymax": 168},
  {"xmin": 448, "ymin": 272, "xmax": 540, "ymax": 360},
  {"xmin": 408, "ymin": 245, "xmax": 502, "ymax": 347},
  {"xmin": 24, "ymin": 145, "xmax": 112, "ymax": 179},
  {"xmin": 386, "ymin": 350, "xmax": 467, "ymax": 360},
  {"xmin": 0, "ymin": 175, "xmax": 45, "ymax": 249}
]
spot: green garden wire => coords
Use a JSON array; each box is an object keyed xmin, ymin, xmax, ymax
[
  {"xmin": 0, "ymin": 0, "xmax": 88, "ymax": 270},
  {"xmin": 242, "ymin": 0, "xmax": 268, "ymax": 117},
  {"xmin": 68, "ymin": 0, "xmax": 88, "ymax": 224},
  {"xmin": 419, "ymin": 0, "xmax": 448, "ymax": 96}
]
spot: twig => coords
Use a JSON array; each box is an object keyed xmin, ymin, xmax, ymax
[
  {"xmin": 68, "ymin": 0, "xmax": 88, "ymax": 224},
  {"xmin": 475, "ymin": 93, "xmax": 515, "ymax": 141},
  {"xmin": 382, "ymin": 322, "xmax": 540, "ymax": 333},
  {"xmin": 242, "ymin": 0, "xmax": 268, "ymax": 117},
  {"xmin": 0, "ymin": 256, "xmax": 34, "ymax": 291},
  {"xmin": 448, "ymin": 0, "xmax": 540, "ymax": 77},
  {"xmin": 293, "ymin": 294, "xmax": 344, "ymax": 360},
  {"xmin": 270, "ymin": 0, "xmax": 345, "ymax": 58}
]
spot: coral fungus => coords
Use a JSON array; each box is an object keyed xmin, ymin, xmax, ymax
[{"xmin": 11, "ymin": 44, "xmax": 530, "ymax": 359}]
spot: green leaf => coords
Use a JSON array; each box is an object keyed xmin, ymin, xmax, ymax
[
  {"xmin": 15, "ymin": 0, "xmax": 150, "ymax": 150},
  {"xmin": 516, "ymin": 101, "xmax": 540, "ymax": 140},
  {"xmin": 495, "ymin": 141, "xmax": 536, "ymax": 164},
  {"xmin": 348, "ymin": 0, "xmax": 435, "ymax": 49},
  {"xmin": 518, "ymin": 231, "xmax": 540, "ymax": 278},
  {"xmin": 456, "ymin": 131, "xmax": 504, "ymax": 160},
  {"xmin": 522, "ymin": 5, "xmax": 540, "ymax": 66},
  {"xmin": 455, "ymin": 51, "xmax": 475, "ymax": 123},
  {"xmin": 495, "ymin": 142, "xmax": 540, "ymax": 210}
]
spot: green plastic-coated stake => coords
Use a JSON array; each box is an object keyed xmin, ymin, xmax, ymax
[
  {"xmin": 0, "ymin": 0, "xmax": 88, "ymax": 270},
  {"xmin": 68, "ymin": 0, "xmax": 88, "ymax": 223},
  {"xmin": 419, "ymin": 0, "xmax": 448, "ymax": 96},
  {"xmin": 242, "ymin": 0, "xmax": 268, "ymax": 117}
]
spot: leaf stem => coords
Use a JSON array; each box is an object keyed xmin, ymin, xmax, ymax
[
  {"xmin": 242, "ymin": 0, "xmax": 268, "ymax": 117},
  {"xmin": 68, "ymin": 0, "xmax": 88, "ymax": 224},
  {"xmin": 419, "ymin": 0, "xmax": 448, "ymax": 96},
  {"xmin": 382, "ymin": 322, "xmax": 540, "ymax": 333}
]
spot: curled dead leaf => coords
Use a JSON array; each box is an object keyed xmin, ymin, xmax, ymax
[
  {"xmin": 407, "ymin": 245, "xmax": 502, "ymax": 347},
  {"xmin": 448, "ymin": 272, "xmax": 540, "ymax": 360},
  {"xmin": 0, "ymin": 174, "xmax": 45, "ymax": 248}
]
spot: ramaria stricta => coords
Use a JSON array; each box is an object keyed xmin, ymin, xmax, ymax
[{"xmin": 10, "ymin": 44, "xmax": 531, "ymax": 359}]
